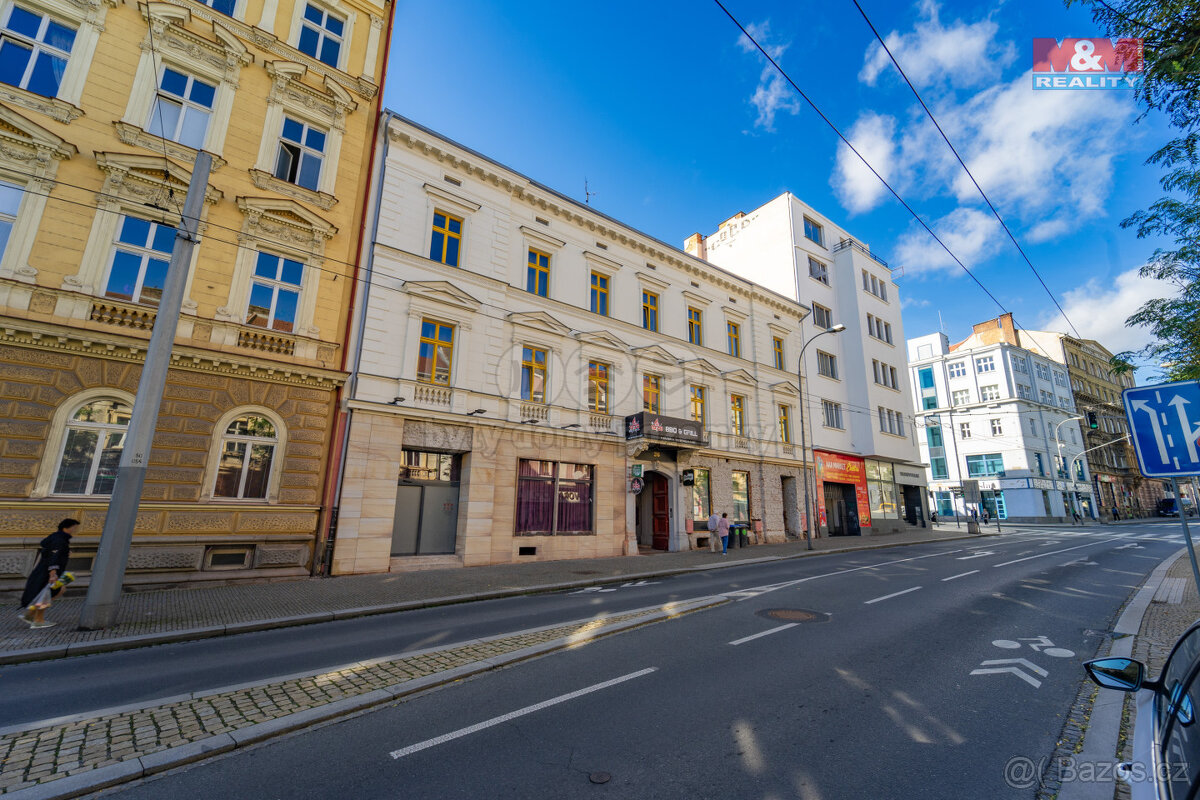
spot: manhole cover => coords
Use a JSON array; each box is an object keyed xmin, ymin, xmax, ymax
[{"xmin": 757, "ymin": 608, "xmax": 829, "ymax": 623}]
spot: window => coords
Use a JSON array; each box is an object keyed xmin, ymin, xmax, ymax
[
  {"xmin": 878, "ymin": 407, "xmax": 904, "ymax": 436},
  {"xmin": 516, "ymin": 460, "xmax": 594, "ymax": 534},
  {"xmin": 960, "ymin": 422, "xmax": 971, "ymax": 439},
  {"xmin": 980, "ymin": 385, "xmax": 1001, "ymax": 401},
  {"xmin": 53, "ymin": 399, "xmax": 129, "ymax": 495},
  {"xmin": 862, "ymin": 270, "xmax": 888, "ymax": 300},
  {"xmin": 803, "ymin": 217, "xmax": 823, "ymax": 246},
  {"xmin": 1012, "ymin": 357, "xmax": 1028, "ymax": 374},
  {"xmin": 526, "ymin": 248, "xmax": 550, "ymax": 297},
  {"xmin": 199, "ymin": 0, "xmax": 236, "ymax": 16},
  {"xmin": 690, "ymin": 385, "xmax": 706, "ymax": 424},
  {"xmin": 919, "ymin": 368, "xmax": 934, "ymax": 389},
  {"xmin": 927, "ymin": 425, "xmax": 943, "ymax": 448},
  {"xmin": 822, "ymin": 400, "xmax": 843, "ymax": 429},
  {"xmin": 687, "ymin": 307, "xmax": 702, "ymax": 345},
  {"xmin": 730, "ymin": 394, "xmax": 745, "ymax": 436},
  {"xmin": 966, "ymin": 453, "xmax": 1004, "ymax": 477},
  {"xmin": 146, "ymin": 67, "xmax": 215, "ymax": 149},
  {"xmin": 731, "ymin": 470, "xmax": 751, "ymax": 521},
  {"xmin": 246, "ymin": 251, "xmax": 303, "ymax": 332},
  {"xmin": 1040, "ymin": 390, "xmax": 1055, "ymax": 405},
  {"xmin": 642, "ymin": 290, "xmax": 658, "ymax": 331},
  {"xmin": 417, "ymin": 318, "xmax": 454, "ymax": 385},
  {"xmin": 274, "ymin": 116, "xmax": 325, "ymax": 192},
  {"xmin": 587, "ymin": 361, "xmax": 609, "ymax": 414},
  {"xmin": 0, "ymin": 4, "xmax": 74, "ymax": 98},
  {"xmin": 931, "ymin": 457, "xmax": 948, "ymax": 480},
  {"xmin": 213, "ymin": 415, "xmax": 277, "ymax": 499},
  {"xmin": 991, "ymin": 418, "xmax": 1003, "ymax": 436},
  {"xmin": 808, "ymin": 257, "xmax": 828, "ymax": 284},
  {"xmin": 867, "ymin": 314, "xmax": 893, "ymax": 344},
  {"xmin": 104, "ymin": 215, "xmax": 175, "ymax": 307},
  {"xmin": 429, "ymin": 210, "xmax": 462, "ymax": 266},
  {"xmin": 811, "ymin": 303, "xmax": 832, "ymax": 329},
  {"xmin": 643, "ymin": 374, "xmax": 661, "ymax": 414},
  {"xmin": 817, "ymin": 350, "xmax": 838, "ymax": 379},
  {"xmin": 1033, "ymin": 452, "xmax": 1045, "ymax": 476},
  {"xmin": 773, "ymin": 337, "xmax": 784, "ymax": 370},
  {"xmin": 0, "ymin": 180, "xmax": 22, "ymax": 259},
  {"xmin": 521, "ymin": 346, "xmax": 546, "ymax": 403},
  {"xmin": 727, "ymin": 321, "xmax": 740, "ymax": 357},
  {"xmin": 589, "ymin": 272, "xmax": 608, "ymax": 316},
  {"xmin": 1016, "ymin": 383, "xmax": 1031, "ymax": 400},
  {"xmin": 297, "ymin": 2, "xmax": 343, "ymax": 67},
  {"xmin": 691, "ymin": 467, "xmax": 712, "ymax": 521},
  {"xmin": 1029, "ymin": 418, "xmax": 1038, "ymax": 436},
  {"xmin": 779, "ymin": 404, "xmax": 791, "ymax": 444},
  {"xmin": 948, "ymin": 362, "xmax": 966, "ymax": 378},
  {"xmin": 951, "ymin": 389, "xmax": 970, "ymax": 406},
  {"xmin": 1035, "ymin": 362, "xmax": 1052, "ymax": 380},
  {"xmin": 976, "ymin": 356, "xmax": 995, "ymax": 373},
  {"xmin": 873, "ymin": 360, "xmax": 899, "ymax": 390}
]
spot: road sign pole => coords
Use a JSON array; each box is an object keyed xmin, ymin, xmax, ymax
[{"xmin": 1172, "ymin": 478, "xmax": 1200, "ymax": 595}]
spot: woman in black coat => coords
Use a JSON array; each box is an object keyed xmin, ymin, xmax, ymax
[{"xmin": 19, "ymin": 518, "xmax": 78, "ymax": 627}]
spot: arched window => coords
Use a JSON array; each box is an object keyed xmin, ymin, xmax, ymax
[
  {"xmin": 213, "ymin": 415, "xmax": 278, "ymax": 499},
  {"xmin": 53, "ymin": 399, "xmax": 131, "ymax": 495}
]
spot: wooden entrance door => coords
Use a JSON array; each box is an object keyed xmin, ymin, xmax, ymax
[{"xmin": 650, "ymin": 473, "xmax": 670, "ymax": 550}]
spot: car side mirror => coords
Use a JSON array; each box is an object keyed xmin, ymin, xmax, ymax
[{"xmin": 1085, "ymin": 657, "xmax": 1145, "ymax": 692}]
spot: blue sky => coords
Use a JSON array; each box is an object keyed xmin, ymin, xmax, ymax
[{"xmin": 382, "ymin": 0, "xmax": 1174, "ymax": 359}]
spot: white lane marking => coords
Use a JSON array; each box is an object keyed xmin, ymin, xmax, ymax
[
  {"xmin": 388, "ymin": 668, "xmax": 657, "ymax": 760},
  {"xmin": 728, "ymin": 623, "xmax": 799, "ymax": 646},
  {"xmin": 729, "ymin": 550, "xmax": 962, "ymax": 601},
  {"xmin": 942, "ymin": 570, "xmax": 979, "ymax": 582},
  {"xmin": 865, "ymin": 586, "xmax": 922, "ymax": 605},
  {"xmin": 956, "ymin": 551, "xmax": 996, "ymax": 560},
  {"xmin": 993, "ymin": 538, "xmax": 1124, "ymax": 567}
]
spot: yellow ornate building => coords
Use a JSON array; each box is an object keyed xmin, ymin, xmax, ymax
[{"xmin": 0, "ymin": 0, "xmax": 391, "ymax": 586}]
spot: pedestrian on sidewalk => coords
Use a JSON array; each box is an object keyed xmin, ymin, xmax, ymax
[
  {"xmin": 717, "ymin": 512, "xmax": 731, "ymax": 555},
  {"xmin": 19, "ymin": 518, "xmax": 77, "ymax": 629},
  {"xmin": 707, "ymin": 510, "xmax": 721, "ymax": 553},
  {"xmin": 1072, "ymin": 508, "xmax": 1082, "ymax": 525},
  {"xmin": 1113, "ymin": 506, "xmax": 1121, "ymax": 521},
  {"xmin": 930, "ymin": 511, "xmax": 938, "ymax": 524}
]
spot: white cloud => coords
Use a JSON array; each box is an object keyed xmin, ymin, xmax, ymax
[
  {"xmin": 832, "ymin": 112, "xmax": 897, "ymax": 215},
  {"xmin": 737, "ymin": 21, "xmax": 800, "ymax": 131},
  {"xmin": 1040, "ymin": 267, "xmax": 1174, "ymax": 355},
  {"xmin": 893, "ymin": 208, "xmax": 1002, "ymax": 277},
  {"xmin": 859, "ymin": 0, "xmax": 1016, "ymax": 90}
]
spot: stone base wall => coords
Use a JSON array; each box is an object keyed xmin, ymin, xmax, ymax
[{"xmin": 680, "ymin": 454, "xmax": 807, "ymax": 546}]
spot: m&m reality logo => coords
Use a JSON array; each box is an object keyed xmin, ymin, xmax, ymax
[{"xmin": 1032, "ymin": 38, "xmax": 1143, "ymax": 89}]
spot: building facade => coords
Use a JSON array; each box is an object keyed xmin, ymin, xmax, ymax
[
  {"xmin": 0, "ymin": 0, "xmax": 391, "ymax": 589},
  {"xmin": 989, "ymin": 324, "xmax": 1164, "ymax": 518},
  {"xmin": 331, "ymin": 113, "xmax": 823, "ymax": 574},
  {"xmin": 684, "ymin": 193, "xmax": 927, "ymax": 535},
  {"xmin": 907, "ymin": 321, "xmax": 1093, "ymax": 523}
]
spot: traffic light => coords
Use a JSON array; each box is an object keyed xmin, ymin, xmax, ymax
[{"xmin": 1086, "ymin": 411, "xmax": 1099, "ymax": 430}]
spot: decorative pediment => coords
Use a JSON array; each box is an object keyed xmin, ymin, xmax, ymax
[
  {"xmin": 405, "ymin": 281, "xmax": 482, "ymax": 313},
  {"xmin": 681, "ymin": 290, "xmax": 714, "ymax": 308},
  {"xmin": 630, "ymin": 344, "xmax": 677, "ymax": 366},
  {"xmin": 507, "ymin": 310, "xmax": 573, "ymax": 337},
  {"xmin": 679, "ymin": 357, "xmax": 722, "ymax": 377},
  {"xmin": 96, "ymin": 151, "xmax": 224, "ymax": 210},
  {"xmin": 143, "ymin": 2, "xmax": 252, "ymax": 82},
  {"xmin": 637, "ymin": 271, "xmax": 670, "ymax": 291},
  {"xmin": 574, "ymin": 329, "xmax": 629, "ymax": 351},
  {"xmin": 266, "ymin": 60, "xmax": 357, "ymax": 131},
  {"xmin": 722, "ymin": 367, "xmax": 756, "ymax": 385},
  {"xmin": 236, "ymin": 196, "xmax": 335, "ymax": 256},
  {"xmin": 771, "ymin": 380, "xmax": 801, "ymax": 397},
  {"xmin": 723, "ymin": 305, "xmax": 748, "ymax": 323},
  {"xmin": 0, "ymin": 105, "xmax": 75, "ymax": 179}
]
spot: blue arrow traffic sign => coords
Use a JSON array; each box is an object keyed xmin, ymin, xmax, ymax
[{"xmin": 1123, "ymin": 381, "xmax": 1200, "ymax": 477}]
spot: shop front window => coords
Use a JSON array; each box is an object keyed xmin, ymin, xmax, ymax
[
  {"xmin": 516, "ymin": 459, "xmax": 594, "ymax": 535},
  {"xmin": 690, "ymin": 468, "xmax": 711, "ymax": 521},
  {"xmin": 732, "ymin": 470, "xmax": 750, "ymax": 522}
]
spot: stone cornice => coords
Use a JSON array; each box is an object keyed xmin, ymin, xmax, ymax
[{"xmin": 0, "ymin": 317, "xmax": 346, "ymax": 387}]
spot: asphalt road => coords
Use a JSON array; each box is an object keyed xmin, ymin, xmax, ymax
[{"xmin": 80, "ymin": 521, "xmax": 1194, "ymax": 799}]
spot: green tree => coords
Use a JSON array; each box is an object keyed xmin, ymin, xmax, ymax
[{"xmin": 1071, "ymin": 1, "xmax": 1200, "ymax": 380}]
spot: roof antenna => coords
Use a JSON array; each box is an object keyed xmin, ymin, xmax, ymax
[
  {"xmin": 938, "ymin": 310, "xmax": 946, "ymax": 334},
  {"xmin": 585, "ymin": 178, "xmax": 596, "ymax": 205}
]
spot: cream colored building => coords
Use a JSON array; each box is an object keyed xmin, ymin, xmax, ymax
[
  {"xmin": 0, "ymin": 0, "xmax": 391, "ymax": 588},
  {"xmin": 332, "ymin": 113, "xmax": 818, "ymax": 573}
]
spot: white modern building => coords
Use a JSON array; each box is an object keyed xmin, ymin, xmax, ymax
[
  {"xmin": 685, "ymin": 194, "xmax": 927, "ymax": 535},
  {"xmin": 907, "ymin": 321, "xmax": 1093, "ymax": 522}
]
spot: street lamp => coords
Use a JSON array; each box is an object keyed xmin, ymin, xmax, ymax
[
  {"xmin": 799, "ymin": 323, "xmax": 846, "ymax": 550},
  {"xmin": 1054, "ymin": 415, "xmax": 1083, "ymax": 521}
]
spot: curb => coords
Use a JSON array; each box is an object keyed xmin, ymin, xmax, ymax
[
  {"xmin": 0, "ymin": 533, "xmax": 988, "ymax": 665},
  {"xmin": 1053, "ymin": 546, "xmax": 1187, "ymax": 800},
  {"xmin": 2, "ymin": 595, "xmax": 725, "ymax": 800}
]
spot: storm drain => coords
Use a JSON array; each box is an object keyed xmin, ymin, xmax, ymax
[{"xmin": 756, "ymin": 608, "xmax": 830, "ymax": 623}]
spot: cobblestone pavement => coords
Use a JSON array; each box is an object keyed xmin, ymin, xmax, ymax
[
  {"xmin": 0, "ymin": 604, "xmax": 683, "ymax": 795},
  {"xmin": 1, "ymin": 526, "xmax": 979, "ymax": 655}
]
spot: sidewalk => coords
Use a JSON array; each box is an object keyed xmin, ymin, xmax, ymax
[{"xmin": 2, "ymin": 525, "xmax": 981, "ymax": 663}]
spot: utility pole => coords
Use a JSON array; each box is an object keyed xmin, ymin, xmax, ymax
[{"xmin": 79, "ymin": 152, "xmax": 212, "ymax": 630}]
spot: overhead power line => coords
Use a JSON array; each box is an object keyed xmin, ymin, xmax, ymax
[{"xmin": 850, "ymin": 0, "xmax": 1083, "ymax": 339}]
